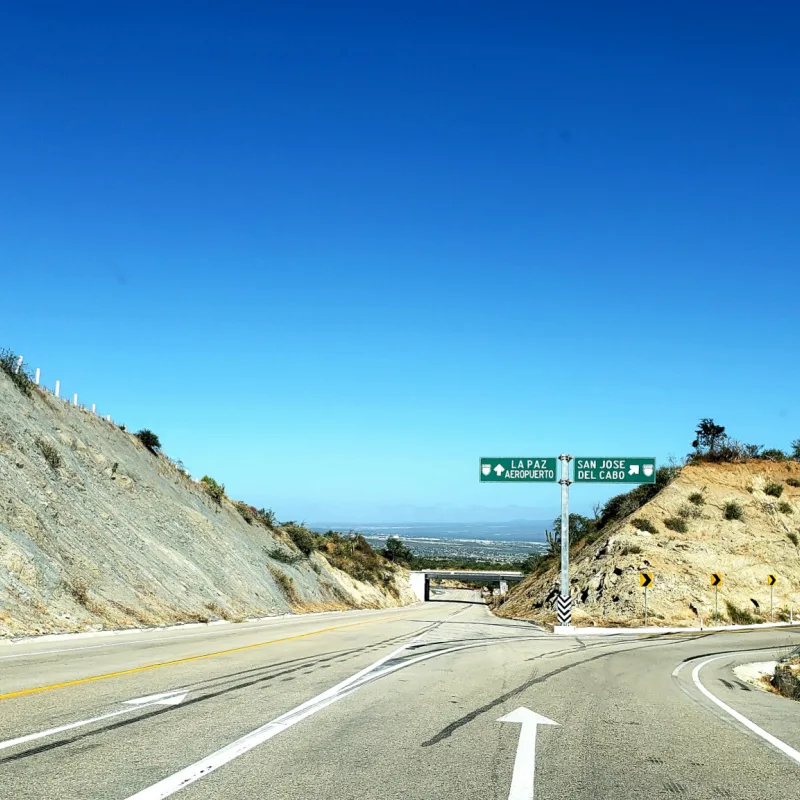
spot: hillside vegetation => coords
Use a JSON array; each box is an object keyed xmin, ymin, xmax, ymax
[
  {"xmin": 497, "ymin": 420, "xmax": 800, "ymax": 627},
  {"xmin": 0, "ymin": 353, "xmax": 415, "ymax": 638}
]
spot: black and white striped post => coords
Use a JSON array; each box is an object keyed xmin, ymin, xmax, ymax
[{"xmin": 556, "ymin": 454, "xmax": 573, "ymax": 630}]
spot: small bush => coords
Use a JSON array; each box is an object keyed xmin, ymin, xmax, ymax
[
  {"xmin": 787, "ymin": 478, "xmax": 800, "ymax": 488},
  {"xmin": 200, "ymin": 475, "xmax": 225, "ymax": 504},
  {"xmin": 267, "ymin": 547, "xmax": 303, "ymax": 565},
  {"xmin": 677, "ymin": 504, "xmax": 702, "ymax": 520},
  {"xmin": 664, "ymin": 517, "xmax": 688, "ymax": 533},
  {"xmin": 778, "ymin": 501, "xmax": 793, "ymax": 515},
  {"xmin": 36, "ymin": 437, "xmax": 61, "ymax": 470},
  {"xmin": 788, "ymin": 532, "xmax": 799, "ymax": 547},
  {"xmin": 286, "ymin": 525, "xmax": 319, "ymax": 556},
  {"xmin": 764, "ymin": 482, "xmax": 784, "ymax": 498},
  {"xmin": 256, "ymin": 507, "xmax": 277, "ymax": 527},
  {"xmin": 761, "ymin": 448, "xmax": 787, "ymax": 462},
  {"xmin": 234, "ymin": 502, "xmax": 255, "ymax": 524},
  {"xmin": 135, "ymin": 429, "xmax": 161, "ymax": 454},
  {"xmin": 619, "ymin": 544, "xmax": 642, "ymax": 555},
  {"xmin": 723, "ymin": 502, "xmax": 744, "ymax": 521},
  {"xmin": 631, "ymin": 518, "xmax": 657, "ymax": 533},
  {"xmin": 688, "ymin": 492, "xmax": 705, "ymax": 506},
  {"xmin": 725, "ymin": 601, "xmax": 756, "ymax": 625},
  {"xmin": 0, "ymin": 348, "xmax": 35, "ymax": 396}
]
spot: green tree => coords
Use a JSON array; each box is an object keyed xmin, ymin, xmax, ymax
[
  {"xmin": 791, "ymin": 439, "xmax": 800, "ymax": 460},
  {"xmin": 381, "ymin": 537, "xmax": 414, "ymax": 564},
  {"xmin": 692, "ymin": 418, "xmax": 726, "ymax": 456},
  {"xmin": 135, "ymin": 429, "xmax": 162, "ymax": 454}
]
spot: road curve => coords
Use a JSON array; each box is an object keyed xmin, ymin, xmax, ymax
[{"xmin": 0, "ymin": 590, "xmax": 798, "ymax": 799}]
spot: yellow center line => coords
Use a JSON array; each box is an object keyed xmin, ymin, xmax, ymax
[{"xmin": 0, "ymin": 613, "xmax": 415, "ymax": 702}]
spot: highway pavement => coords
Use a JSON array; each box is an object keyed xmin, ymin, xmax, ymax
[{"xmin": 0, "ymin": 589, "xmax": 798, "ymax": 799}]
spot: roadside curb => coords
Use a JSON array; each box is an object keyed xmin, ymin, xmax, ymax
[{"xmin": 552, "ymin": 621, "xmax": 798, "ymax": 636}]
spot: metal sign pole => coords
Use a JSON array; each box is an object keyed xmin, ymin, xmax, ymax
[
  {"xmin": 770, "ymin": 584, "xmax": 774, "ymax": 622},
  {"xmin": 644, "ymin": 586, "xmax": 648, "ymax": 627},
  {"xmin": 714, "ymin": 587, "xmax": 718, "ymax": 626},
  {"xmin": 556, "ymin": 454, "xmax": 573, "ymax": 628}
]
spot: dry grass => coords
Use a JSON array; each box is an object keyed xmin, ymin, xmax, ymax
[{"xmin": 268, "ymin": 565, "xmax": 299, "ymax": 605}]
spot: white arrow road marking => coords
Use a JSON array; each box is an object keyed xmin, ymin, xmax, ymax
[
  {"xmin": 124, "ymin": 690, "xmax": 189, "ymax": 707},
  {"xmin": 498, "ymin": 707, "xmax": 559, "ymax": 800},
  {"xmin": 692, "ymin": 656, "xmax": 800, "ymax": 764},
  {"xmin": 124, "ymin": 634, "xmax": 544, "ymax": 800},
  {"xmin": 0, "ymin": 690, "xmax": 189, "ymax": 752}
]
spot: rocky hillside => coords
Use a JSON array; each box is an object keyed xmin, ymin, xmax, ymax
[
  {"xmin": 0, "ymin": 367, "xmax": 415, "ymax": 638},
  {"xmin": 497, "ymin": 461, "xmax": 800, "ymax": 627}
]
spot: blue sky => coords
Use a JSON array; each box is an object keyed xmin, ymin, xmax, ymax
[{"xmin": 2, "ymin": 2, "xmax": 798, "ymax": 523}]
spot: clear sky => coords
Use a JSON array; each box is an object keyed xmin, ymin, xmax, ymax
[{"xmin": 2, "ymin": 2, "xmax": 798, "ymax": 523}]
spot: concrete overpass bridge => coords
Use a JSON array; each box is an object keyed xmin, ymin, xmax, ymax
[{"xmin": 408, "ymin": 569, "xmax": 524, "ymax": 602}]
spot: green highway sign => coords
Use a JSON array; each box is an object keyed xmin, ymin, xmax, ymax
[
  {"xmin": 479, "ymin": 458, "xmax": 558, "ymax": 482},
  {"xmin": 573, "ymin": 457, "xmax": 657, "ymax": 484}
]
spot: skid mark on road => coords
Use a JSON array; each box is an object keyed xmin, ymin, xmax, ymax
[
  {"xmin": 0, "ymin": 614, "xmax": 419, "ymax": 702},
  {"xmin": 0, "ymin": 632, "xmax": 419, "ymax": 764}
]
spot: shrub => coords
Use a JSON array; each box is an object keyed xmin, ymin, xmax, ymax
[
  {"xmin": 778, "ymin": 501, "xmax": 793, "ymax": 515},
  {"xmin": 0, "ymin": 348, "xmax": 35, "ymax": 396},
  {"xmin": 599, "ymin": 466, "xmax": 681, "ymax": 526},
  {"xmin": 619, "ymin": 544, "xmax": 642, "ymax": 555},
  {"xmin": 762, "ymin": 448, "xmax": 787, "ymax": 462},
  {"xmin": 792, "ymin": 439, "xmax": 800, "ymax": 460},
  {"xmin": 764, "ymin": 482, "xmax": 784, "ymax": 498},
  {"xmin": 135, "ymin": 429, "xmax": 161, "ymax": 454},
  {"xmin": 631, "ymin": 518, "xmax": 657, "ymax": 533},
  {"xmin": 256, "ymin": 507, "xmax": 277, "ymax": 527},
  {"xmin": 677, "ymin": 504, "xmax": 702, "ymax": 520},
  {"xmin": 234, "ymin": 502, "xmax": 255, "ymax": 524},
  {"xmin": 285, "ymin": 524, "xmax": 319, "ymax": 556},
  {"xmin": 787, "ymin": 478, "xmax": 800, "ymax": 488},
  {"xmin": 725, "ymin": 601, "xmax": 756, "ymax": 625},
  {"xmin": 200, "ymin": 475, "xmax": 225, "ymax": 504},
  {"xmin": 724, "ymin": 502, "xmax": 744, "ymax": 521},
  {"xmin": 688, "ymin": 492, "xmax": 705, "ymax": 506},
  {"xmin": 267, "ymin": 547, "xmax": 303, "ymax": 565},
  {"xmin": 788, "ymin": 532, "xmax": 799, "ymax": 547},
  {"xmin": 664, "ymin": 517, "xmax": 688, "ymax": 533},
  {"xmin": 36, "ymin": 437, "xmax": 61, "ymax": 470}
]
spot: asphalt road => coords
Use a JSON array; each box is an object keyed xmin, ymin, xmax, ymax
[{"xmin": 1, "ymin": 589, "xmax": 798, "ymax": 799}]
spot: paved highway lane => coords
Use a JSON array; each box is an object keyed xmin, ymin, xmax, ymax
[{"xmin": 0, "ymin": 592, "xmax": 798, "ymax": 799}]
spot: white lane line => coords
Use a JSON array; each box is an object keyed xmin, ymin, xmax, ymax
[
  {"xmin": 692, "ymin": 656, "xmax": 800, "ymax": 765},
  {"xmin": 126, "ymin": 636, "xmax": 532, "ymax": 799},
  {"xmin": 0, "ymin": 690, "xmax": 189, "ymax": 752},
  {"xmin": 671, "ymin": 661, "xmax": 687, "ymax": 677}
]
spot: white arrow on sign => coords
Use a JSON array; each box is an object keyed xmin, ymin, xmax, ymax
[
  {"xmin": 498, "ymin": 706, "xmax": 559, "ymax": 800},
  {"xmin": 628, "ymin": 464, "xmax": 640, "ymax": 475},
  {"xmin": 494, "ymin": 464, "xmax": 505, "ymax": 476},
  {"xmin": 0, "ymin": 689, "xmax": 189, "ymax": 752}
]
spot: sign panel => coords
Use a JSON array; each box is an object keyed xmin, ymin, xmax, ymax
[
  {"xmin": 768, "ymin": 574, "xmax": 777, "ymax": 586},
  {"xmin": 710, "ymin": 573, "xmax": 723, "ymax": 587},
  {"xmin": 573, "ymin": 457, "xmax": 657, "ymax": 484},
  {"xmin": 479, "ymin": 458, "xmax": 558, "ymax": 483},
  {"xmin": 639, "ymin": 572, "xmax": 653, "ymax": 588}
]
